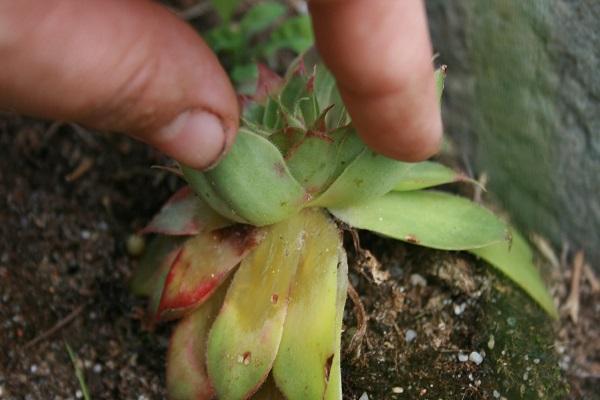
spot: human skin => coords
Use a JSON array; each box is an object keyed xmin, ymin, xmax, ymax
[{"xmin": 0, "ymin": 0, "xmax": 441, "ymax": 169}]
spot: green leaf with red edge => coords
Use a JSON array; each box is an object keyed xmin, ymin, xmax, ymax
[
  {"xmin": 130, "ymin": 236, "xmax": 182, "ymax": 297},
  {"xmin": 392, "ymin": 161, "xmax": 480, "ymax": 192},
  {"xmin": 324, "ymin": 247, "xmax": 349, "ymax": 400},
  {"xmin": 272, "ymin": 210, "xmax": 341, "ymax": 400},
  {"xmin": 166, "ymin": 277, "xmax": 230, "ymax": 400},
  {"xmin": 329, "ymin": 191, "xmax": 508, "ymax": 250},
  {"xmin": 470, "ymin": 229, "xmax": 558, "ymax": 319},
  {"xmin": 156, "ymin": 225, "xmax": 265, "ymax": 321},
  {"xmin": 140, "ymin": 187, "xmax": 231, "ymax": 236},
  {"xmin": 207, "ymin": 213, "xmax": 306, "ymax": 400}
]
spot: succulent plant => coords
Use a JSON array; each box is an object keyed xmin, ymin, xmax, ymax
[{"xmin": 132, "ymin": 59, "xmax": 557, "ymax": 400}]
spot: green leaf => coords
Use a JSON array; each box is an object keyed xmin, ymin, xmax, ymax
[
  {"xmin": 183, "ymin": 129, "xmax": 308, "ymax": 226},
  {"xmin": 272, "ymin": 210, "xmax": 340, "ymax": 400},
  {"xmin": 323, "ymin": 248, "xmax": 348, "ymax": 400},
  {"xmin": 312, "ymin": 148, "xmax": 412, "ymax": 208},
  {"xmin": 313, "ymin": 64, "xmax": 349, "ymax": 129},
  {"xmin": 240, "ymin": 2, "xmax": 286, "ymax": 37},
  {"xmin": 264, "ymin": 15, "xmax": 314, "ymax": 55},
  {"xmin": 166, "ymin": 279, "xmax": 229, "ymax": 400},
  {"xmin": 392, "ymin": 161, "xmax": 478, "ymax": 191},
  {"xmin": 211, "ymin": 0, "xmax": 242, "ymax": 23},
  {"xmin": 435, "ymin": 65, "xmax": 447, "ymax": 101},
  {"xmin": 157, "ymin": 226, "xmax": 264, "ymax": 321},
  {"xmin": 329, "ymin": 191, "xmax": 508, "ymax": 250},
  {"xmin": 470, "ymin": 230, "xmax": 558, "ymax": 319},
  {"xmin": 141, "ymin": 186, "xmax": 231, "ymax": 236},
  {"xmin": 231, "ymin": 63, "xmax": 259, "ymax": 94},
  {"xmin": 207, "ymin": 214, "xmax": 306, "ymax": 399},
  {"xmin": 205, "ymin": 26, "xmax": 243, "ymax": 53}
]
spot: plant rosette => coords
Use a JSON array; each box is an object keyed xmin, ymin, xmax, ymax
[{"xmin": 131, "ymin": 60, "xmax": 557, "ymax": 400}]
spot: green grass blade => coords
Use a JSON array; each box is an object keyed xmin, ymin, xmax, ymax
[
  {"xmin": 65, "ymin": 343, "xmax": 91, "ymax": 400},
  {"xmin": 470, "ymin": 230, "xmax": 558, "ymax": 319},
  {"xmin": 329, "ymin": 191, "xmax": 508, "ymax": 250}
]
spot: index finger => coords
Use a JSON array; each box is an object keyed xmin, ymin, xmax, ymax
[{"xmin": 308, "ymin": 0, "xmax": 441, "ymax": 161}]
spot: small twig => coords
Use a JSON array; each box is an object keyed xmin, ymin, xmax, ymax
[
  {"xmin": 347, "ymin": 282, "xmax": 368, "ymax": 359},
  {"xmin": 24, "ymin": 304, "xmax": 86, "ymax": 349},
  {"xmin": 473, "ymin": 172, "xmax": 488, "ymax": 203},
  {"xmin": 530, "ymin": 233, "xmax": 560, "ymax": 269},
  {"xmin": 151, "ymin": 164, "xmax": 184, "ymax": 177},
  {"xmin": 65, "ymin": 157, "xmax": 94, "ymax": 182},
  {"xmin": 564, "ymin": 251, "xmax": 584, "ymax": 324},
  {"xmin": 583, "ymin": 263, "xmax": 600, "ymax": 293},
  {"xmin": 176, "ymin": 1, "xmax": 212, "ymax": 20}
]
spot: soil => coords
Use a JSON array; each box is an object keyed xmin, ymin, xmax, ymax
[{"xmin": 1, "ymin": 113, "xmax": 598, "ymax": 400}]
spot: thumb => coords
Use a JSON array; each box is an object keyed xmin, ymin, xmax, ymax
[{"xmin": 0, "ymin": 0, "xmax": 239, "ymax": 170}]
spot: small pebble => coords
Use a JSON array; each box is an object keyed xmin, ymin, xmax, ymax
[
  {"xmin": 469, "ymin": 351, "xmax": 484, "ymax": 365},
  {"xmin": 453, "ymin": 303, "xmax": 466, "ymax": 315},
  {"xmin": 80, "ymin": 230, "xmax": 91, "ymax": 240},
  {"xmin": 138, "ymin": 395, "xmax": 148, "ymax": 400},
  {"xmin": 533, "ymin": 358, "xmax": 540, "ymax": 364},
  {"xmin": 493, "ymin": 390, "xmax": 501, "ymax": 398},
  {"xmin": 93, "ymin": 364, "xmax": 102, "ymax": 373},
  {"xmin": 392, "ymin": 387, "xmax": 404, "ymax": 394},
  {"xmin": 359, "ymin": 392, "xmax": 369, "ymax": 400},
  {"xmin": 523, "ymin": 372, "xmax": 528, "ymax": 381},
  {"xmin": 487, "ymin": 335, "xmax": 495, "ymax": 350},
  {"xmin": 75, "ymin": 390, "xmax": 83, "ymax": 399},
  {"xmin": 126, "ymin": 234, "xmax": 146, "ymax": 257},
  {"xmin": 409, "ymin": 274, "xmax": 427, "ymax": 287},
  {"xmin": 30, "ymin": 365, "xmax": 37, "ymax": 374},
  {"xmin": 457, "ymin": 353, "xmax": 469, "ymax": 362},
  {"xmin": 405, "ymin": 329, "xmax": 417, "ymax": 343}
]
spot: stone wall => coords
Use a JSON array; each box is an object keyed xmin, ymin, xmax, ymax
[{"xmin": 426, "ymin": 0, "xmax": 600, "ymax": 268}]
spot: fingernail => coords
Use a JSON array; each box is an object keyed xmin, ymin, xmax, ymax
[{"xmin": 154, "ymin": 110, "xmax": 228, "ymax": 170}]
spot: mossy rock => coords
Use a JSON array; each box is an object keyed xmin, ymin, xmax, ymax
[{"xmin": 341, "ymin": 238, "xmax": 568, "ymax": 399}]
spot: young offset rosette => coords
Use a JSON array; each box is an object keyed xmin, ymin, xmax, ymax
[{"xmin": 132, "ymin": 61, "xmax": 557, "ymax": 400}]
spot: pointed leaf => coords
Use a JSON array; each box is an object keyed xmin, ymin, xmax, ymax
[
  {"xmin": 324, "ymin": 248, "xmax": 349, "ymax": 400},
  {"xmin": 272, "ymin": 210, "xmax": 341, "ymax": 400},
  {"xmin": 207, "ymin": 214, "xmax": 307, "ymax": 399},
  {"xmin": 166, "ymin": 279, "xmax": 230, "ymax": 400},
  {"xmin": 470, "ymin": 230, "xmax": 558, "ymax": 319},
  {"xmin": 330, "ymin": 191, "xmax": 508, "ymax": 250},
  {"xmin": 393, "ymin": 161, "xmax": 479, "ymax": 191},
  {"xmin": 312, "ymin": 148, "xmax": 411, "ymax": 208},
  {"xmin": 183, "ymin": 129, "xmax": 308, "ymax": 226},
  {"xmin": 157, "ymin": 226, "xmax": 265, "ymax": 321},
  {"xmin": 130, "ymin": 236, "xmax": 182, "ymax": 297},
  {"xmin": 141, "ymin": 186, "xmax": 231, "ymax": 236},
  {"xmin": 254, "ymin": 64, "xmax": 283, "ymax": 102}
]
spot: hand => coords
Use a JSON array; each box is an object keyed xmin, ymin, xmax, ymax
[{"xmin": 0, "ymin": 0, "xmax": 441, "ymax": 169}]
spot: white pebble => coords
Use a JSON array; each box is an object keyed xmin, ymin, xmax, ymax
[
  {"xmin": 359, "ymin": 392, "xmax": 369, "ymax": 400},
  {"xmin": 75, "ymin": 390, "xmax": 83, "ymax": 399},
  {"xmin": 93, "ymin": 364, "xmax": 102, "ymax": 373},
  {"xmin": 405, "ymin": 329, "xmax": 417, "ymax": 343},
  {"xmin": 533, "ymin": 358, "xmax": 540, "ymax": 364},
  {"xmin": 392, "ymin": 387, "xmax": 404, "ymax": 394},
  {"xmin": 493, "ymin": 390, "xmax": 501, "ymax": 398},
  {"xmin": 409, "ymin": 274, "xmax": 427, "ymax": 287},
  {"xmin": 457, "ymin": 353, "xmax": 469, "ymax": 362},
  {"xmin": 469, "ymin": 351, "xmax": 484, "ymax": 365},
  {"xmin": 30, "ymin": 364, "xmax": 38, "ymax": 374},
  {"xmin": 453, "ymin": 303, "xmax": 466, "ymax": 315},
  {"xmin": 487, "ymin": 335, "xmax": 495, "ymax": 350}
]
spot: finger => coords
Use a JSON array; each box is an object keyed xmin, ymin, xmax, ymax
[
  {"xmin": 0, "ymin": 0, "xmax": 239, "ymax": 169},
  {"xmin": 309, "ymin": 0, "xmax": 441, "ymax": 161}
]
